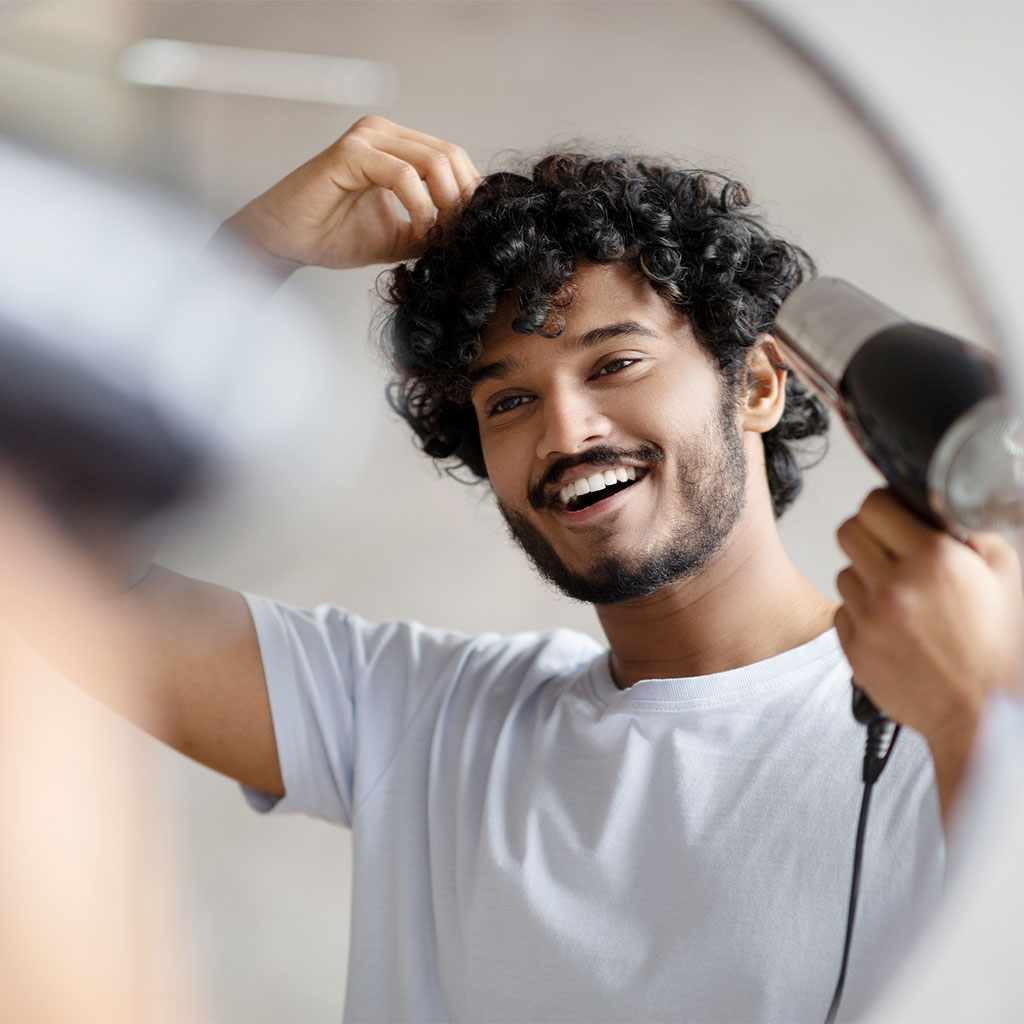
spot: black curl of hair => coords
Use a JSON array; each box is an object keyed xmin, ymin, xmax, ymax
[{"xmin": 380, "ymin": 153, "xmax": 829, "ymax": 517}]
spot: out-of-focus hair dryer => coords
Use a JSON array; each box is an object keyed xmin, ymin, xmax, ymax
[
  {"xmin": 774, "ymin": 277, "xmax": 1024, "ymax": 723},
  {"xmin": 0, "ymin": 139, "xmax": 361, "ymax": 549}
]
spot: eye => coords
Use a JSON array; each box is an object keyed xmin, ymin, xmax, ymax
[
  {"xmin": 487, "ymin": 393, "xmax": 533, "ymax": 417},
  {"xmin": 594, "ymin": 357, "xmax": 638, "ymax": 377}
]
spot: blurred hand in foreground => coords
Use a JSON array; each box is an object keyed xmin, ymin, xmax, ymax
[{"xmin": 0, "ymin": 466, "xmax": 200, "ymax": 1021}]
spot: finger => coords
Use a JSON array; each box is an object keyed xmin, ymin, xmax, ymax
[
  {"xmin": 835, "ymin": 516, "xmax": 893, "ymax": 588},
  {"xmin": 387, "ymin": 126, "xmax": 481, "ymax": 199},
  {"xmin": 442, "ymin": 144, "xmax": 482, "ymax": 202},
  {"xmin": 855, "ymin": 487, "xmax": 944, "ymax": 559},
  {"xmin": 353, "ymin": 117, "xmax": 480, "ymax": 213},
  {"xmin": 340, "ymin": 141, "xmax": 441, "ymax": 240},
  {"xmin": 966, "ymin": 530, "xmax": 1022, "ymax": 576},
  {"xmin": 362, "ymin": 133, "xmax": 465, "ymax": 219},
  {"xmin": 833, "ymin": 604, "xmax": 854, "ymax": 651},
  {"xmin": 364, "ymin": 119, "xmax": 481, "ymax": 193},
  {"xmin": 835, "ymin": 566, "xmax": 871, "ymax": 613},
  {"xmin": 383, "ymin": 218, "xmax": 430, "ymax": 263}
]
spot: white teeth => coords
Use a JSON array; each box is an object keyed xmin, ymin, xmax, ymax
[{"xmin": 556, "ymin": 465, "xmax": 643, "ymax": 505}]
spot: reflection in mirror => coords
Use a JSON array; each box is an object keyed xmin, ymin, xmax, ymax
[{"xmin": 0, "ymin": 2, "xmax": 998, "ymax": 1020}]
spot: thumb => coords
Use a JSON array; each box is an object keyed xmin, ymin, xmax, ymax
[
  {"xmin": 382, "ymin": 219, "xmax": 432, "ymax": 264},
  {"xmin": 966, "ymin": 531, "xmax": 1021, "ymax": 574}
]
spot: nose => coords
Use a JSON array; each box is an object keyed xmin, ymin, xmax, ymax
[{"xmin": 536, "ymin": 386, "xmax": 612, "ymax": 461}]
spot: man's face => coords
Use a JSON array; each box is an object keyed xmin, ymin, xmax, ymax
[{"xmin": 469, "ymin": 262, "xmax": 749, "ymax": 605}]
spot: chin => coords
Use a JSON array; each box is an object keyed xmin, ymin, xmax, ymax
[{"xmin": 499, "ymin": 505, "xmax": 724, "ymax": 605}]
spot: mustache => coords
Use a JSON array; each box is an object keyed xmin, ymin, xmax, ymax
[{"xmin": 528, "ymin": 443, "xmax": 664, "ymax": 510}]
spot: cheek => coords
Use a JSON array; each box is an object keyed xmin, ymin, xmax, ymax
[{"xmin": 480, "ymin": 435, "xmax": 526, "ymax": 503}]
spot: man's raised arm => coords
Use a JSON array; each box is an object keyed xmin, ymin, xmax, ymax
[{"xmin": 215, "ymin": 115, "xmax": 480, "ymax": 278}]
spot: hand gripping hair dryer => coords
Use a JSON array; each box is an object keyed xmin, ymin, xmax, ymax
[{"xmin": 774, "ymin": 277, "xmax": 1024, "ymax": 725}]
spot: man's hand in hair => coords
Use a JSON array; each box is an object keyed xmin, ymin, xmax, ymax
[
  {"xmin": 834, "ymin": 488, "xmax": 1024, "ymax": 823},
  {"xmin": 216, "ymin": 116, "xmax": 481, "ymax": 279}
]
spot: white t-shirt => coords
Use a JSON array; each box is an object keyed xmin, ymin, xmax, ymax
[{"xmin": 243, "ymin": 596, "xmax": 944, "ymax": 1023}]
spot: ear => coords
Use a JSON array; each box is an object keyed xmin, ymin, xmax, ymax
[{"xmin": 740, "ymin": 336, "xmax": 786, "ymax": 434}]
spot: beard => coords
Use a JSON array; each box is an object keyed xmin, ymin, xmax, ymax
[{"xmin": 496, "ymin": 396, "xmax": 748, "ymax": 605}]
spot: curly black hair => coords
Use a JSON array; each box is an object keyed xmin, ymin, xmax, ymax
[{"xmin": 380, "ymin": 153, "xmax": 828, "ymax": 517}]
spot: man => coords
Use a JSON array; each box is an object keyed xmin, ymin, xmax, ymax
[{"xmin": 98, "ymin": 117, "xmax": 1020, "ymax": 1021}]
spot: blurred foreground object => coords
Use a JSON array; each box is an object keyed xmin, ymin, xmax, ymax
[
  {"xmin": 0, "ymin": 137, "xmax": 361, "ymax": 1020},
  {"xmin": 0, "ymin": 136, "xmax": 360, "ymax": 551},
  {"xmin": 868, "ymin": 693, "xmax": 1024, "ymax": 1022},
  {"xmin": 0, "ymin": 468, "xmax": 203, "ymax": 1022}
]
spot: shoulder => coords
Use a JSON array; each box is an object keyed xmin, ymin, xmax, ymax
[{"xmin": 243, "ymin": 592, "xmax": 603, "ymax": 691}]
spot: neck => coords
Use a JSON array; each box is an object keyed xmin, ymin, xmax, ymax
[{"xmin": 596, "ymin": 509, "xmax": 838, "ymax": 689}]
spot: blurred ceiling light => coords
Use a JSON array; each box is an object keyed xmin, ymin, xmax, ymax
[{"xmin": 116, "ymin": 39, "xmax": 398, "ymax": 106}]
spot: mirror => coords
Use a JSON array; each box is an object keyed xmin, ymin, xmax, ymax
[{"xmin": 0, "ymin": 2, "xmax": 993, "ymax": 1018}]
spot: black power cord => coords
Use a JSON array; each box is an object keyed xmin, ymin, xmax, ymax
[{"xmin": 823, "ymin": 692, "xmax": 902, "ymax": 1024}]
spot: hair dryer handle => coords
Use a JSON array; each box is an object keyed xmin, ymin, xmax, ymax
[{"xmin": 851, "ymin": 683, "xmax": 885, "ymax": 725}]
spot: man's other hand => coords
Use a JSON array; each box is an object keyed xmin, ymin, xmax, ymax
[
  {"xmin": 218, "ymin": 116, "xmax": 481, "ymax": 277},
  {"xmin": 834, "ymin": 488, "xmax": 1024, "ymax": 821}
]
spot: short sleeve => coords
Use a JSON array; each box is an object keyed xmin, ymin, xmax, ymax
[{"xmin": 239, "ymin": 593, "xmax": 482, "ymax": 827}]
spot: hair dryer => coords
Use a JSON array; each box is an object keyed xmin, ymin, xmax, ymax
[{"xmin": 774, "ymin": 277, "xmax": 1024, "ymax": 723}]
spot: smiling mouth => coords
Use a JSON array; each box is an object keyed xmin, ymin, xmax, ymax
[{"xmin": 556, "ymin": 466, "xmax": 646, "ymax": 512}]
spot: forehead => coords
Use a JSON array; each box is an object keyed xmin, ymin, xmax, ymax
[{"xmin": 473, "ymin": 262, "xmax": 688, "ymax": 367}]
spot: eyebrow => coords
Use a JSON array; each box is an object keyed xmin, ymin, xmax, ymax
[{"xmin": 468, "ymin": 320, "xmax": 658, "ymax": 387}]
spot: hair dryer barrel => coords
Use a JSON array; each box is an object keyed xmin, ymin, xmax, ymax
[
  {"xmin": 0, "ymin": 318, "xmax": 205, "ymax": 529},
  {"xmin": 774, "ymin": 277, "xmax": 1024, "ymax": 535},
  {"xmin": 773, "ymin": 278, "xmax": 904, "ymax": 404}
]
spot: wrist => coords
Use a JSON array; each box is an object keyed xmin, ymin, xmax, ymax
[
  {"xmin": 924, "ymin": 699, "xmax": 982, "ymax": 827},
  {"xmin": 210, "ymin": 214, "xmax": 302, "ymax": 283}
]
